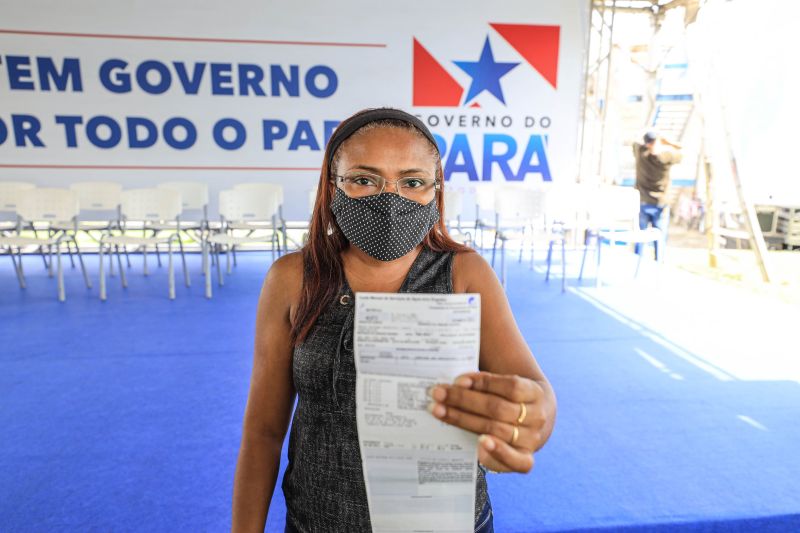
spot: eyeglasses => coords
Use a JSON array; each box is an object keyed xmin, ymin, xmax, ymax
[{"xmin": 334, "ymin": 174, "xmax": 439, "ymax": 202}]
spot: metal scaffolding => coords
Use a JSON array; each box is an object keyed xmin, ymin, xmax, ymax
[{"xmin": 578, "ymin": 0, "xmax": 773, "ymax": 281}]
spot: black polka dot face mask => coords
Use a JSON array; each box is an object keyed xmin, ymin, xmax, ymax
[{"xmin": 330, "ymin": 188, "xmax": 440, "ymax": 261}]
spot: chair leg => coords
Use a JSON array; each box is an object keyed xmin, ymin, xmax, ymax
[
  {"xmin": 595, "ymin": 235, "xmax": 603, "ymax": 288},
  {"xmin": 116, "ymin": 245, "xmax": 128, "ymax": 288},
  {"xmin": 500, "ymin": 239, "xmax": 507, "ymax": 289},
  {"xmin": 216, "ymin": 244, "xmax": 224, "ymax": 287},
  {"xmin": 73, "ymin": 239, "xmax": 92, "ymax": 289},
  {"xmin": 561, "ymin": 237, "xmax": 567, "ymax": 293},
  {"xmin": 155, "ymin": 242, "xmax": 162, "ymax": 268},
  {"xmin": 8, "ymin": 252, "xmax": 18, "ymax": 287},
  {"xmin": 226, "ymin": 244, "xmax": 232, "ymax": 274},
  {"xmin": 124, "ymin": 245, "xmax": 132, "ymax": 268},
  {"xmin": 38, "ymin": 246, "xmax": 49, "ymax": 269},
  {"xmin": 545, "ymin": 240, "xmax": 553, "ymax": 281},
  {"xmin": 579, "ymin": 233, "xmax": 590, "ymax": 282},
  {"xmin": 57, "ymin": 244, "xmax": 65, "ymax": 302},
  {"xmin": 491, "ymin": 230, "xmax": 498, "ymax": 268},
  {"xmin": 66, "ymin": 238, "xmax": 76, "ymax": 268},
  {"xmin": 99, "ymin": 243, "xmax": 107, "ymax": 300},
  {"xmin": 232, "ymin": 244, "xmax": 238, "ymax": 267},
  {"xmin": 477, "ymin": 209, "xmax": 485, "ymax": 251},
  {"xmin": 204, "ymin": 240, "xmax": 212, "ymax": 299},
  {"xmin": 17, "ymin": 247, "xmax": 27, "ymax": 286},
  {"xmin": 11, "ymin": 249, "xmax": 26, "ymax": 289},
  {"xmin": 201, "ymin": 237, "xmax": 208, "ymax": 277},
  {"xmin": 178, "ymin": 235, "xmax": 190, "ymax": 287},
  {"xmin": 518, "ymin": 226, "xmax": 524, "ymax": 264},
  {"xmin": 530, "ymin": 233, "xmax": 535, "ymax": 270},
  {"xmin": 168, "ymin": 241, "xmax": 175, "ymax": 300},
  {"xmin": 143, "ymin": 245, "xmax": 149, "ymax": 276},
  {"xmin": 48, "ymin": 244, "xmax": 54, "ymax": 278},
  {"xmin": 35, "ymin": 229, "xmax": 49, "ymax": 269}
]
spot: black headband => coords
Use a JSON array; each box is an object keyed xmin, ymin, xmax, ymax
[{"xmin": 326, "ymin": 108, "xmax": 439, "ymax": 172}]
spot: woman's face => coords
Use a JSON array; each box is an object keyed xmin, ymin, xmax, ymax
[{"xmin": 334, "ymin": 127, "xmax": 437, "ymax": 204}]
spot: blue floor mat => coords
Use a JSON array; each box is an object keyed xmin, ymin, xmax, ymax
[{"xmin": 1, "ymin": 251, "xmax": 799, "ymax": 532}]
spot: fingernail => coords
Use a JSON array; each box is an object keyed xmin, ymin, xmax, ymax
[
  {"xmin": 478, "ymin": 435, "xmax": 496, "ymax": 451},
  {"xmin": 430, "ymin": 386, "xmax": 446, "ymax": 402},
  {"xmin": 427, "ymin": 402, "xmax": 445, "ymax": 418},
  {"xmin": 454, "ymin": 375, "xmax": 473, "ymax": 388}
]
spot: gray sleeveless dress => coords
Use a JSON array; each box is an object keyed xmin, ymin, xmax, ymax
[{"xmin": 282, "ymin": 246, "xmax": 490, "ymax": 532}]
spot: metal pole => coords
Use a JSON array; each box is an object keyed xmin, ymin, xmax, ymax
[
  {"xmin": 597, "ymin": 0, "xmax": 617, "ymax": 181},
  {"xmin": 592, "ymin": 0, "xmax": 607, "ymax": 183},
  {"xmin": 724, "ymin": 130, "xmax": 772, "ymax": 282},
  {"xmin": 576, "ymin": 0, "xmax": 596, "ymax": 184},
  {"xmin": 703, "ymin": 155, "xmax": 718, "ymax": 269}
]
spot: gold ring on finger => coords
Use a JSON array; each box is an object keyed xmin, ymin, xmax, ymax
[
  {"xmin": 517, "ymin": 402, "xmax": 527, "ymax": 425},
  {"xmin": 510, "ymin": 425, "xmax": 519, "ymax": 446}
]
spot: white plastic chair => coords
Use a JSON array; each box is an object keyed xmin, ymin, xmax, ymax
[
  {"xmin": 152, "ymin": 181, "xmax": 210, "ymax": 266},
  {"xmin": 98, "ymin": 188, "xmax": 186, "ymax": 300},
  {"xmin": 443, "ymin": 189, "xmax": 472, "ymax": 246},
  {"xmin": 491, "ymin": 186, "xmax": 548, "ymax": 287},
  {"xmin": 444, "ymin": 189, "xmax": 464, "ymax": 227},
  {"xmin": 47, "ymin": 181, "xmax": 124, "ymax": 270},
  {"xmin": 154, "ymin": 181, "xmax": 209, "ymax": 230},
  {"xmin": 473, "ymin": 185, "xmax": 496, "ymax": 250},
  {"xmin": 0, "ymin": 181, "xmax": 36, "ymax": 236},
  {"xmin": 232, "ymin": 183, "xmax": 285, "ymax": 223},
  {"xmin": 308, "ymin": 186, "xmax": 318, "ymax": 215},
  {"xmin": 120, "ymin": 185, "xmax": 193, "ymax": 285},
  {"xmin": 578, "ymin": 186, "xmax": 663, "ymax": 286},
  {"xmin": 283, "ymin": 184, "xmax": 316, "ymax": 236},
  {"xmin": 299, "ymin": 186, "xmax": 319, "ymax": 245},
  {"xmin": 204, "ymin": 187, "xmax": 283, "ymax": 298},
  {"xmin": 62, "ymin": 181, "xmax": 122, "ymax": 229},
  {"xmin": 0, "ymin": 188, "xmax": 90, "ymax": 301},
  {"xmin": 0, "ymin": 182, "xmax": 47, "ymax": 266},
  {"xmin": 0, "ymin": 181, "xmax": 36, "ymax": 226},
  {"xmin": 544, "ymin": 183, "xmax": 592, "ymax": 292},
  {"xmin": 230, "ymin": 183, "xmax": 289, "ymax": 253}
]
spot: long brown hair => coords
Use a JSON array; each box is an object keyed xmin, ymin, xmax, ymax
[{"xmin": 291, "ymin": 109, "xmax": 473, "ymax": 346}]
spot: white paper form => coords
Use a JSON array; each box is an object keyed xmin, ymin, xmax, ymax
[{"xmin": 354, "ymin": 293, "xmax": 481, "ymax": 533}]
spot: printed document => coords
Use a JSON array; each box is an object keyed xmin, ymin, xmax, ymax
[{"xmin": 354, "ymin": 293, "xmax": 481, "ymax": 533}]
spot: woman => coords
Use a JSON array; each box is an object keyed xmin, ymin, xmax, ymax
[{"xmin": 232, "ymin": 108, "xmax": 557, "ymax": 532}]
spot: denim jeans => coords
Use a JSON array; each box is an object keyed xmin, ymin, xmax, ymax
[
  {"xmin": 635, "ymin": 203, "xmax": 669, "ymax": 261},
  {"xmin": 475, "ymin": 498, "xmax": 494, "ymax": 532}
]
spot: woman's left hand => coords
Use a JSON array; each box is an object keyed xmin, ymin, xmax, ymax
[{"xmin": 428, "ymin": 371, "xmax": 554, "ymax": 473}]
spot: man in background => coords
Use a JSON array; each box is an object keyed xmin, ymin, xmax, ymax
[{"xmin": 633, "ymin": 131, "xmax": 682, "ymax": 260}]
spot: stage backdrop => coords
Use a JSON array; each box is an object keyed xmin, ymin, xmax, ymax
[{"xmin": 0, "ymin": 0, "xmax": 588, "ymax": 219}]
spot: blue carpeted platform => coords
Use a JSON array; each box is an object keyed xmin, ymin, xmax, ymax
[{"xmin": 1, "ymin": 251, "xmax": 799, "ymax": 532}]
